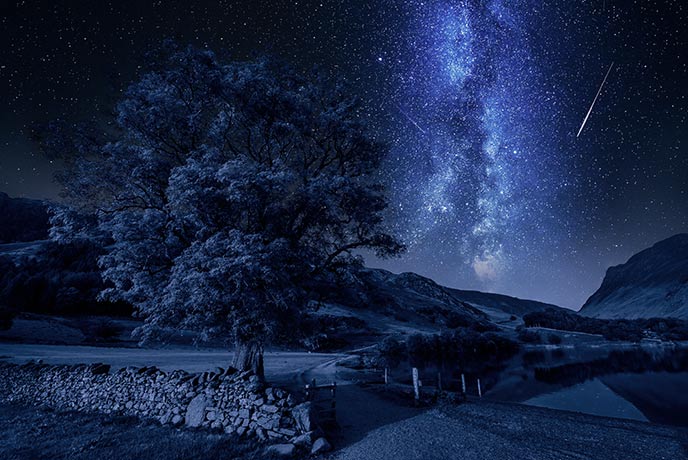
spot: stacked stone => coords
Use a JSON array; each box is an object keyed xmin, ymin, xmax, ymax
[{"xmin": 0, "ymin": 361, "xmax": 330, "ymax": 455}]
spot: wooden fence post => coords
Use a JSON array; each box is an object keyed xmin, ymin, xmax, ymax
[
  {"xmin": 477, "ymin": 378, "xmax": 482, "ymax": 398},
  {"xmin": 437, "ymin": 372, "xmax": 443, "ymax": 392},
  {"xmin": 461, "ymin": 373, "xmax": 466, "ymax": 394},
  {"xmin": 384, "ymin": 367, "xmax": 388, "ymax": 385},
  {"xmin": 412, "ymin": 367, "xmax": 420, "ymax": 402}
]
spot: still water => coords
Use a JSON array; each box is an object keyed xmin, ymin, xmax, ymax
[{"xmin": 485, "ymin": 346, "xmax": 688, "ymax": 426}]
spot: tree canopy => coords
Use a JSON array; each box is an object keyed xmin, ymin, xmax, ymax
[{"xmin": 43, "ymin": 45, "xmax": 404, "ymax": 375}]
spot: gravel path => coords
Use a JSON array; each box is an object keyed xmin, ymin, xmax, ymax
[{"xmin": 331, "ymin": 400, "xmax": 688, "ymax": 460}]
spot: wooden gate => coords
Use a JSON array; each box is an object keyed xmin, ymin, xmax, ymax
[{"xmin": 305, "ymin": 379, "xmax": 337, "ymax": 426}]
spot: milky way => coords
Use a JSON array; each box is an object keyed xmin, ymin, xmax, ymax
[{"xmin": 382, "ymin": 0, "xmax": 569, "ymax": 285}]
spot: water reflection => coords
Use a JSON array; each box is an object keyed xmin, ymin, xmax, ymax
[{"xmin": 488, "ymin": 346, "xmax": 688, "ymax": 426}]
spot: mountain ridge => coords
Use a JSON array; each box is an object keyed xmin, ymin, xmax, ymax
[{"xmin": 579, "ymin": 234, "xmax": 688, "ymax": 319}]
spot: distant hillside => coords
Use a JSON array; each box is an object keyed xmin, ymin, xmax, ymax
[
  {"xmin": 579, "ymin": 234, "xmax": 688, "ymax": 319},
  {"xmin": 445, "ymin": 287, "xmax": 563, "ymax": 318},
  {"xmin": 309, "ymin": 268, "xmax": 488, "ymax": 334},
  {"xmin": 0, "ymin": 192, "xmax": 49, "ymax": 243},
  {"xmin": 360, "ymin": 268, "xmax": 563, "ymax": 319},
  {"xmin": 307, "ymin": 267, "xmax": 563, "ymax": 338}
]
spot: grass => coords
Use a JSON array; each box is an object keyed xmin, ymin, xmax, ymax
[{"xmin": 0, "ymin": 404, "xmax": 277, "ymax": 460}]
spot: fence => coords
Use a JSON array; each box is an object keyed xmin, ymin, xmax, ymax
[
  {"xmin": 382, "ymin": 367, "xmax": 482, "ymax": 403},
  {"xmin": 305, "ymin": 379, "xmax": 337, "ymax": 426}
]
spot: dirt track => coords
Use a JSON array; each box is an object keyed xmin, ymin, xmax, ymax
[{"xmin": 331, "ymin": 401, "xmax": 688, "ymax": 460}]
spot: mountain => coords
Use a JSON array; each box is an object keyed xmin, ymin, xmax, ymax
[
  {"xmin": 309, "ymin": 267, "xmax": 564, "ymax": 338},
  {"xmin": 445, "ymin": 287, "xmax": 563, "ymax": 319},
  {"xmin": 359, "ymin": 268, "xmax": 564, "ymax": 319},
  {"xmin": 579, "ymin": 234, "xmax": 688, "ymax": 319},
  {"xmin": 0, "ymin": 192, "xmax": 49, "ymax": 243}
]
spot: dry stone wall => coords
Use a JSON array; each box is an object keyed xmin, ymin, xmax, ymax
[{"xmin": 0, "ymin": 361, "xmax": 325, "ymax": 453}]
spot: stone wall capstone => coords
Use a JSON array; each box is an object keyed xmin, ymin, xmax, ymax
[{"xmin": 0, "ymin": 360, "xmax": 324, "ymax": 452}]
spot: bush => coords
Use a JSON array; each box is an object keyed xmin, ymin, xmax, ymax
[
  {"xmin": 0, "ymin": 306, "xmax": 15, "ymax": 330},
  {"xmin": 379, "ymin": 330, "xmax": 520, "ymax": 370},
  {"xmin": 0, "ymin": 241, "xmax": 132, "ymax": 317},
  {"xmin": 379, "ymin": 336, "xmax": 405, "ymax": 359},
  {"xmin": 547, "ymin": 333, "xmax": 562, "ymax": 345},
  {"xmin": 84, "ymin": 319, "xmax": 122, "ymax": 341},
  {"xmin": 522, "ymin": 308, "xmax": 688, "ymax": 342},
  {"xmin": 518, "ymin": 329, "xmax": 541, "ymax": 344}
]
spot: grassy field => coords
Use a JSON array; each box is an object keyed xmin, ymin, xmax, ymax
[
  {"xmin": 0, "ymin": 404, "xmax": 277, "ymax": 460},
  {"xmin": 0, "ymin": 342, "xmax": 342, "ymax": 386}
]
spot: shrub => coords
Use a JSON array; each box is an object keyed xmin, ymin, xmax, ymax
[
  {"xmin": 378, "ymin": 330, "xmax": 520, "ymax": 370},
  {"xmin": 85, "ymin": 319, "xmax": 122, "ymax": 341},
  {"xmin": 522, "ymin": 308, "xmax": 688, "ymax": 342},
  {"xmin": 0, "ymin": 306, "xmax": 15, "ymax": 330},
  {"xmin": 518, "ymin": 329, "xmax": 541, "ymax": 344},
  {"xmin": 547, "ymin": 333, "xmax": 562, "ymax": 345}
]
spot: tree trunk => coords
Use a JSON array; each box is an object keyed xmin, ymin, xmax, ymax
[{"xmin": 232, "ymin": 340, "xmax": 265, "ymax": 381}]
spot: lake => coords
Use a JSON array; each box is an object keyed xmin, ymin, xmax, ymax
[{"xmin": 485, "ymin": 345, "xmax": 688, "ymax": 427}]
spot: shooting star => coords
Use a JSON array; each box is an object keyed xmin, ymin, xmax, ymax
[
  {"xmin": 398, "ymin": 105, "xmax": 427, "ymax": 134},
  {"xmin": 577, "ymin": 62, "xmax": 615, "ymax": 138}
]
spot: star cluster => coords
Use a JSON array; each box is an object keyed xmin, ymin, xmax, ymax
[{"xmin": 0, "ymin": 0, "xmax": 686, "ymax": 307}]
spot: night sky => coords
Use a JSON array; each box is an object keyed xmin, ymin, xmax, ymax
[{"xmin": 1, "ymin": 1, "xmax": 686, "ymax": 308}]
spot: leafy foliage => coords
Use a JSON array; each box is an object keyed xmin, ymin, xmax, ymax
[
  {"xmin": 41, "ymin": 44, "xmax": 404, "ymax": 356},
  {"xmin": 517, "ymin": 328, "xmax": 542, "ymax": 344},
  {"xmin": 379, "ymin": 330, "xmax": 519, "ymax": 370},
  {"xmin": 0, "ymin": 241, "xmax": 131, "ymax": 317},
  {"xmin": 523, "ymin": 308, "xmax": 688, "ymax": 342}
]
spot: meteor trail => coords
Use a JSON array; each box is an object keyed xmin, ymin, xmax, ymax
[
  {"xmin": 398, "ymin": 105, "xmax": 427, "ymax": 134},
  {"xmin": 577, "ymin": 62, "xmax": 615, "ymax": 138}
]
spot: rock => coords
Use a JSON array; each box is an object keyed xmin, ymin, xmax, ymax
[
  {"xmin": 185, "ymin": 394, "xmax": 209, "ymax": 427},
  {"xmin": 171, "ymin": 415, "xmax": 184, "ymax": 426},
  {"xmin": 311, "ymin": 437, "xmax": 332, "ymax": 455},
  {"xmin": 262, "ymin": 404, "xmax": 279, "ymax": 413},
  {"xmin": 89, "ymin": 363, "xmax": 111, "ymax": 375},
  {"xmin": 265, "ymin": 387, "xmax": 275, "ymax": 401},
  {"xmin": 277, "ymin": 427, "xmax": 296, "ymax": 437},
  {"xmin": 247, "ymin": 375, "xmax": 263, "ymax": 391},
  {"xmin": 267, "ymin": 430, "xmax": 284, "ymax": 439},
  {"xmin": 292, "ymin": 431, "xmax": 317, "ymax": 448},
  {"xmin": 159, "ymin": 411, "xmax": 173, "ymax": 425},
  {"xmin": 257, "ymin": 427, "xmax": 268, "ymax": 441},
  {"xmin": 292, "ymin": 402, "xmax": 315, "ymax": 432},
  {"xmin": 265, "ymin": 443, "xmax": 295, "ymax": 457}
]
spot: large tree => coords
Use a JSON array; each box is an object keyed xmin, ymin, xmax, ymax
[{"xmin": 43, "ymin": 45, "xmax": 403, "ymax": 378}]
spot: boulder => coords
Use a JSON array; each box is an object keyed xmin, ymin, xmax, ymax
[
  {"xmin": 185, "ymin": 394, "xmax": 209, "ymax": 427},
  {"xmin": 265, "ymin": 443, "xmax": 296, "ymax": 457},
  {"xmin": 292, "ymin": 402, "xmax": 315, "ymax": 432},
  {"xmin": 291, "ymin": 431, "xmax": 317, "ymax": 448},
  {"xmin": 311, "ymin": 437, "xmax": 332, "ymax": 455}
]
